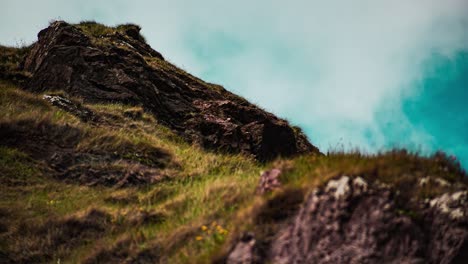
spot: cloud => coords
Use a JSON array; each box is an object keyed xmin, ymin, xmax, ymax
[{"xmin": 1, "ymin": 0, "xmax": 468, "ymax": 161}]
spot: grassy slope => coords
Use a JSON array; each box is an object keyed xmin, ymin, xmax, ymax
[
  {"xmin": 1, "ymin": 80, "xmax": 466, "ymax": 263},
  {"xmin": 0, "ymin": 22, "xmax": 466, "ymax": 263},
  {"xmin": 0, "ymin": 79, "xmax": 266, "ymax": 263}
]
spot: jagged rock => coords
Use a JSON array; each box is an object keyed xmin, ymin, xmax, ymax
[
  {"xmin": 257, "ymin": 168, "xmax": 282, "ymax": 194},
  {"xmin": 228, "ymin": 176, "xmax": 468, "ymax": 263},
  {"xmin": 419, "ymin": 176, "xmax": 452, "ymax": 188},
  {"xmin": 21, "ymin": 21, "xmax": 319, "ymax": 161},
  {"xmin": 435, "ymin": 177, "xmax": 451, "ymax": 187},
  {"xmin": 43, "ymin": 94, "xmax": 97, "ymax": 121},
  {"xmin": 227, "ymin": 233, "xmax": 259, "ymax": 264},
  {"xmin": 429, "ymin": 191, "xmax": 467, "ymax": 220},
  {"xmin": 113, "ymin": 30, "xmax": 164, "ymax": 60}
]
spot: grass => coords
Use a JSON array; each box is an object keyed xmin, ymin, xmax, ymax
[
  {"xmin": 0, "ymin": 45, "xmax": 31, "ymax": 84},
  {"xmin": 1, "ymin": 23, "xmax": 467, "ymax": 262},
  {"xmin": 73, "ymin": 20, "xmax": 150, "ymax": 53},
  {"xmin": 75, "ymin": 21, "xmax": 115, "ymax": 38},
  {"xmin": 1, "ymin": 80, "xmax": 466, "ymax": 262},
  {"xmin": 75, "ymin": 21, "xmax": 144, "ymax": 41},
  {"xmin": 0, "ymin": 80, "xmax": 263, "ymax": 262},
  {"xmin": 0, "ymin": 146, "xmax": 40, "ymax": 185}
]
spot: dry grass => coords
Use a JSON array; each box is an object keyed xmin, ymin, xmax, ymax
[
  {"xmin": 73, "ymin": 21, "xmax": 148, "ymax": 50},
  {"xmin": 1, "ymin": 76, "xmax": 467, "ymax": 263},
  {"xmin": 0, "ymin": 45, "xmax": 31, "ymax": 84},
  {"xmin": 75, "ymin": 21, "xmax": 144, "ymax": 40},
  {"xmin": 0, "ymin": 81, "xmax": 262, "ymax": 262},
  {"xmin": 1, "ymin": 39, "xmax": 467, "ymax": 262}
]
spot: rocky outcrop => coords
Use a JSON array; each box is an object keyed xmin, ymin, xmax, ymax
[
  {"xmin": 428, "ymin": 191, "xmax": 467, "ymax": 221},
  {"xmin": 228, "ymin": 175, "xmax": 468, "ymax": 264},
  {"xmin": 43, "ymin": 95, "xmax": 97, "ymax": 122},
  {"xmin": 257, "ymin": 168, "xmax": 282, "ymax": 194},
  {"xmin": 21, "ymin": 21, "xmax": 319, "ymax": 161}
]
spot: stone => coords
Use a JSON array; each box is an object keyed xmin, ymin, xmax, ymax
[
  {"xmin": 257, "ymin": 168, "xmax": 282, "ymax": 194},
  {"xmin": 43, "ymin": 94, "xmax": 97, "ymax": 122},
  {"xmin": 228, "ymin": 176, "xmax": 468, "ymax": 263},
  {"xmin": 22, "ymin": 21, "xmax": 319, "ymax": 161}
]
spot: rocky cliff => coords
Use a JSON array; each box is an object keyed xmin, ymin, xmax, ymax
[
  {"xmin": 227, "ymin": 173, "xmax": 468, "ymax": 264},
  {"xmin": 21, "ymin": 21, "xmax": 318, "ymax": 162}
]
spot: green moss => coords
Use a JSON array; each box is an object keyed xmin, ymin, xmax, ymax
[{"xmin": 0, "ymin": 147, "xmax": 39, "ymax": 185}]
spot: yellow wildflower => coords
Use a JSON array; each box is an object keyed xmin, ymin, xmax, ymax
[
  {"xmin": 195, "ymin": 236, "xmax": 203, "ymax": 241},
  {"xmin": 201, "ymin": 225, "xmax": 208, "ymax": 231}
]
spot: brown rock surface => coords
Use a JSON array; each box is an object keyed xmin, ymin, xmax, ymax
[
  {"xmin": 257, "ymin": 169, "xmax": 282, "ymax": 194},
  {"xmin": 22, "ymin": 21, "xmax": 319, "ymax": 161},
  {"xmin": 228, "ymin": 176, "xmax": 468, "ymax": 264}
]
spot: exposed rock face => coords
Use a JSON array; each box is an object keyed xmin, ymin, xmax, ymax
[
  {"xmin": 43, "ymin": 94, "xmax": 97, "ymax": 122},
  {"xmin": 228, "ymin": 176, "xmax": 468, "ymax": 264},
  {"xmin": 257, "ymin": 168, "xmax": 282, "ymax": 194},
  {"xmin": 428, "ymin": 191, "xmax": 467, "ymax": 221},
  {"xmin": 22, "ymin": 21, "xmax": 318, "ymax": 161},
  {"xmin": 227, "ymin": 233, "xmax": 259, "ymax": 264}
]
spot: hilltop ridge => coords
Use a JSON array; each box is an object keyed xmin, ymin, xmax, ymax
[
  {"xmin": 21, "ymin": 21, "xmax": 318, "ymax": 162},
  {"xmin": 0, "ymin": 21, "xmax": 467, "ymax": 263}
]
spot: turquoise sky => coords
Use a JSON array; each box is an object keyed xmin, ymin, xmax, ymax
[{"xmin": 1, "ymin": 0, "xmax": 468, "ymax": 167}]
